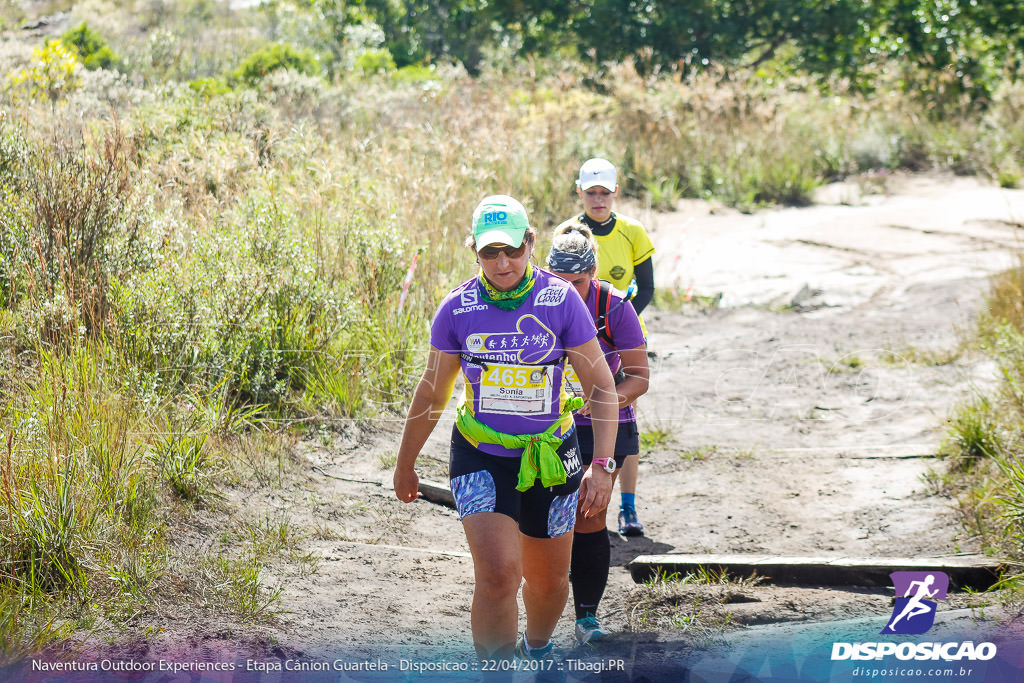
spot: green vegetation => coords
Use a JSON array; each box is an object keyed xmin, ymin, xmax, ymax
[
  {"xmin": 653, "ymin": 287, "xmax": 723, "ymax": 313},
  {"xmin": 935, "ymin": 262, "xmax": 1024, "ymax": 569},
  {"xmin": 0, "ymin": 0, "xmax": 1024, "ymax": 661},
  {"xmin": 629, "ymin": 568, "xmax": 762, "ymax": 636},
  {"xmin": 826, "ymin": 354, "xmax": 865, "ymax": 374},
  {"xmin": 236, "ymin": 0, "xmax": 1024, "ymax": 101},
  {"xmin": 640, "ymin": 427, "xmax": 673, "ymax": 450},
  {"xmin": 643, "ymin": 176, "xmax": 684, "ymax": 212},
  {"xmin": 678, "ymin": 445, "xmax": 720, "ymax": 461},
  {"xmin": 881, "ymin": 343, "xmax": 965, "ymax": 367},
  {"xmin": 231, "ymin": 43, "xmax": 320, "ymax": 86},
  {"xmin": 60, "ymin": 24, "xmax": 120, "ymax": 71}
]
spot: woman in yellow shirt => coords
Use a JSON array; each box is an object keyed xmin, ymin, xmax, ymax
[{"xmin": 556, "ymin": 158, "xmax": 655, "ymax": 536}]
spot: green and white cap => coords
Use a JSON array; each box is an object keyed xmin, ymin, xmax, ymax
[{"xmin": 472, "ymin": 195, "xmax": 530, "ymax": 250}]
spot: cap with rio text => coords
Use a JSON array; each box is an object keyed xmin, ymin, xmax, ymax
[{"xmin": 472, "ymin": 195, "xmax": 530, "ymax": 250}]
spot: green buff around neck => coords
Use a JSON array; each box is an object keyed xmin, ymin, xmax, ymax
[
  {"xmin": 478, "ymin": 263, "xmax": 536, "ymax": 311},
  {"xmin": 455, "ymin": 396, "xmax": 585, "ymax": 491}
]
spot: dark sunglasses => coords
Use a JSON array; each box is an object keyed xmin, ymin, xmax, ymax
[{"xmin": 478, "ymin": 243, "xmax": 527, "ymax": 260}]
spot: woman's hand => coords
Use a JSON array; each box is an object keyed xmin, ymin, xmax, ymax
[
  {"xmin": 393, "ymin": 465, "xmax": 420, "ymax": 503},
  {"xmin": 393, "ymin": 346, "xmax": 460, "ymax": 504},
  {"xmin": 578, "ymin": 466, "xmax": 612, "ymax": 518}
]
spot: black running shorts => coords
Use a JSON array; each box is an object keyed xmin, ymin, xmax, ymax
[
  {"xmin": 448, "ymin": 425, "xmax": 583, "ymax": 539},
  {"xmin": 574, "ymin": 421, "xmax": 640, "ymax": 469}
]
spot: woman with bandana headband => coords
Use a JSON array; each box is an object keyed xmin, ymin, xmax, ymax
[
  {"xmin": 547, "ymin": 222, "xmax": 650, "ymax": 646},
  {"xmin": 394, "ymin": 196, "xmax": 620, "ymax": 668},
  {"xmin": 557, "ymin": 157, "xmax": 656, "ymax": 539}
]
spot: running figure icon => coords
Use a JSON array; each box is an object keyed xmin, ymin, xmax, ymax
[
  {"xmin": 886, "ymin": 575, "xmax": 938, "ymax": 631},
  {"xmin": 881, "ymin": 571, "xmax": 949, "ymax": 635}
]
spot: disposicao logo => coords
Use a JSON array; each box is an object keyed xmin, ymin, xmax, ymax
[
  {"xmin": 830, "ymin": 571, "xmax": 997, "ymax": 663},
  {"xmin": 882, "ymin": 571, "xmax": 948, "ymax": 635}
]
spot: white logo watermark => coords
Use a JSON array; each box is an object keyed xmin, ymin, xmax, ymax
[{"xmin": 831, "ymin": 641, "xmax": 996, "ymax": 661}]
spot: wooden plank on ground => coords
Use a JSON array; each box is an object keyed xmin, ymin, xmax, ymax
[
  {"xmin": 627, "ymin": 554, "xmax": 1008, "ymax": 591},
  {"xmin": 418, "ymin": 479, "xmax": 456, "ymax": 509}
]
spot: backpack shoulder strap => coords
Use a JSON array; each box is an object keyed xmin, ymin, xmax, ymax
[{"xmin": 595, "ymin": 279, "xmax": 616, "ymax": 347}]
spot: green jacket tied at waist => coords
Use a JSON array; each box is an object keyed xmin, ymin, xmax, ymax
[{"xmin": 455, "ymin": 396, "xmax": 585, "ymax": 492}]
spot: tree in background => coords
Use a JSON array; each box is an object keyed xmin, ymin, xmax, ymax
[{"xmin": 234, "ymin": 0, "xmax": 1024, "ymax": 100}]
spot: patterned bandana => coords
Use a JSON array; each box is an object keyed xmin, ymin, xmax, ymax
[
  {"xmin": 546, "ymin": 245, "xmax": 596, "ymax": 274},
  {"xmin": 478, "ymin": 263, "xmax": 537, "ymax": 311}
]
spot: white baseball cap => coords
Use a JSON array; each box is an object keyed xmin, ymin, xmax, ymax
[{"xmin": 576, "ymin": 157, "xmax": 618, "ymax": 191}]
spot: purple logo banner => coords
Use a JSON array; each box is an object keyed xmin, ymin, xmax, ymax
[{"xmin": 881, "ymin": 571, "xmax": 950, "ymax": 635}]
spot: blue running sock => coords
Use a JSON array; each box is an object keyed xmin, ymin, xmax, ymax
[{"xmin": 620, "ymin": 492, "xmax": 635, "ymax": 511}]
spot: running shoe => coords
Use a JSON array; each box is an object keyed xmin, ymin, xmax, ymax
[
  {"xmin": 574, "ymin": 614, "xmax": 609, "ymax": 646},
  {"xmin": 514, "ymin": 634, "xmax": 564, "ymax": 682},
  {"xmin": 514, "ymin": 633, "xmax": 554, "ymax": 661},
  {"xmin": 618, "ymin": 507, "xmax": 645, "ymax": 536}
]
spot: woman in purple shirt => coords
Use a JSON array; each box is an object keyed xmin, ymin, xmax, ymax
[
  {"xmin": 393, "ymin": 196, "xmax": 619, "ymax": 665},
  {"xmin": 547, "ymin": 221, "xmax": 650, "ymax": 646}
]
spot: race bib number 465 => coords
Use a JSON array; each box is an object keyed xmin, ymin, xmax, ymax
[{"xmin": 479, "ymin": 363, "xmax": 552, "ymax": 415}]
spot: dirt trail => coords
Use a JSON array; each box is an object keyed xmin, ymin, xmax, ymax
[{"xmin": 176, "ymin": 174, "xmax": 1024, "ymax": 667}]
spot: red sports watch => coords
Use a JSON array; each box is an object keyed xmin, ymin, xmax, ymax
[{"xmin": 592, "ymin": 457, "xmax": 616, "ymax": 473}]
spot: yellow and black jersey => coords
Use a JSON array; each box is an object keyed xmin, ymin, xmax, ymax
[{"xmin": 556, "ymin": 213, "xmax": 655, "ymax": 289}]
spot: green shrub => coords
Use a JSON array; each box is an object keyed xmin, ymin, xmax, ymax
[
  {"xmin": 941, "ymin": 396, "xmax": 1004, "ymax": 464},
  {"xmin": 355, "ymin": 48, "xmax": 395, "ymax": 75},
  {"xmin": 0, "ymin": 116, "xmax": 29, "ymax": 187},
  {"xmin": 994, "ymin": 456, "xmax": 1024, "ymax": 545},
  {"xmin": 943, "ymin": 324, "xmax": 1024, "ymax": 560},
  {"xmin": 189, "ymin": 77, "xmax": 231, "ymax": 99},
  {"xmin": 393, "ymin": 63, "xmax": 439, "ymax": 84},
  {"xmin": 1, "ymin": 459, "xmax": 93, "ymax": 596},
  {"xmin": 0, "ymin": 126, "xmax": 150, "ymax": 343},
  {"xmin": 232, "ymin": 43, "xmax": 320, "ymax": 86},
  {"xmin": 3, "ymin": 41, "xmax": 81, "ymax": 103},
  {"xmin": 153, "ymin": 431, "xmax": 211, "ymax": 503},
  {"xmin": 60, "ymin": 23, "xmax": 120, "ymax": 71},
  {"xmin": 643, "ymin": 176, "xmax": 683, "ymax": 211},
  {"xmin": 108, "ymin": 195, "xmax": 416, "ymax": 413}
]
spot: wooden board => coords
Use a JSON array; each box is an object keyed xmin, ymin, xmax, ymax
[
  {"xmin": 417, "ymin": 479, "xmax": 456, "ymax": 509},
  {"xmin": 627, "ymin": 554, "xmax": 1008, "ymax": 591}
]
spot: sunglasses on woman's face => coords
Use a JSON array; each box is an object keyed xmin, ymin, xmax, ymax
[{"xmin": 478, "ymin": 243, "xmax": 527, "ymax": 260}]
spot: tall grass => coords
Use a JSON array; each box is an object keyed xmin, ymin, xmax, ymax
[
  {"xmin": 980, "ymin": 256, "xmax": 1024, "ymax": 335},
  {"xmin": 0, "ymin": 122, "xmax": 150, "ymax": 344},
  {"xmin": 940, "ymin": 262, "xmax": 1024, "ymax": 561},
  {"xmin": 0, "ymin": 344, "xmax": 165, "ymax": 657}
]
